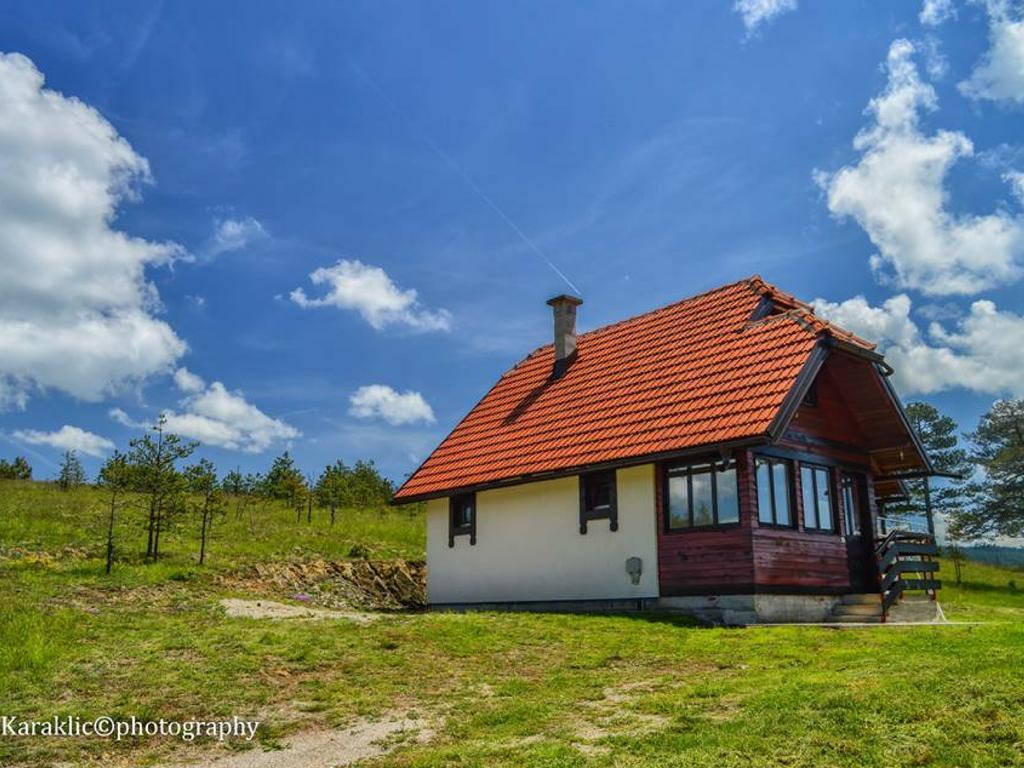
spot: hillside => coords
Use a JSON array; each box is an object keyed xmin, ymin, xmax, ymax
[{"xmin": 2, "ymin": 481, "xmax": 1024, "ymax": 768}]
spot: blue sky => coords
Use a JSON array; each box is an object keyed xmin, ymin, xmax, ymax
[{"xmin": 2, "ymin": 0, "xmax": 1024, "ymax": 483}]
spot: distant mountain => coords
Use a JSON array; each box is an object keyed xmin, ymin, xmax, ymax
[{"xmin": 957, "ymin": 545, "xmax": 1024, "ymax": 568}]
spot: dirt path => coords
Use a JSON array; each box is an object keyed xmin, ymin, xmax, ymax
[
  {"xmin": 220, "ymin": 598, "xmax": 379, "ymax": 624},
  {"xmin": 163, "ymin": 715, "xmax": 434, "ymax": 768}
]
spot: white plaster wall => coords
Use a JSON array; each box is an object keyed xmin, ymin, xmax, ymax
[{"xmin": 425, "ymin": 464, "xmax": 659, "ymax": 604}]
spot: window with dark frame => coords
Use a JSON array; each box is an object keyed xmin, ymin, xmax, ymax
[
  {"xmin": 800, "ymin": 464, "xmax": 835, "ymax": 532},
  {"xmin": 664, "ymin": 460, "xmax": 740, "ymax": 530},
  {"xmin": 579, "ymin": 470, "xmax": 618, "ymax": 534},
  {"xmin": 841, "ymin": 473, "xmax": 861, "ymax": 536},
  {"xmin": 755, "ymin": 456, "xmax": 793, "ymax": 527},
  {"xmin": 448, "ymin": 492, "xmax": 476, "ymax": 546}
]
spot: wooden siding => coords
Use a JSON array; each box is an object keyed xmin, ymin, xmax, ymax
[
  {"xmin": 655, "ymin": 452, "xmax": 755, "ymax": 595},
  {"xmin": 654, "ymin": 359, "xmax": 885, "ymax": 596}
]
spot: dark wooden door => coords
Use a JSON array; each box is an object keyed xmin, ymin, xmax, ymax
[{"xmin": 842, "ymin": 472, "xmax": 877, "ymax": 593}]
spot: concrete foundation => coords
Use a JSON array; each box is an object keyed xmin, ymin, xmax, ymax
[{"xmin": 654, "ymin": 594, "xmax": 841, "ymax": 625}]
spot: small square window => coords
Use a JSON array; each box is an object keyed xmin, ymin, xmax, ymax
[
  {"xmin": 579, "ymin": 470, "xmax": 618, "ymax": 534},
  {"xmin": 448, "ymin": 493, "xmax": 476, "ymax": 546}
]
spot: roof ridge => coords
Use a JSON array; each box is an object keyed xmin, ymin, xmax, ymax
[
  {"xmin": 572, "ymin": 275, "xmax": 761, "ymax": 343},
  {"xmin": 495, "ymin": 276, "xmax": 763, "ymax": 381}
]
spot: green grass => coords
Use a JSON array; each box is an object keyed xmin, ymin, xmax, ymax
[{"xmin": 1, "ymin": 480, "xmax": 1023, "ymax": 767}]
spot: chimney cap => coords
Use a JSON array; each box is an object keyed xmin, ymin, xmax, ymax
[{"xmin": 546, "ymin": 294, "xmax": 583, "ymax": 307}]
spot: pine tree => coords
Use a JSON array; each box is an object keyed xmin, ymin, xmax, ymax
[
  {"xmin": 264, "ymin": 451, "xmax": 306, "ymax": 521},
  {"xmin": 98, "ymin": 451, "xmax": 131, "ymax": 575},
  {"xmin": 57, "ymin": 450, "xmax": 87, "ymax": 491},
  {"xmin": 895, "ymin": 401, "xmax": 972, "ymax": 535},
  {"xmin": 952, "ymin": 399, "xmax": 1024, "ymax": 539},
  {"xmin": 185, "ymin": 459, "xmax": 226, "ymax": 565},
  {"xmin": 128, "ymin": 415, "xmax": 197, "ymax": 561},
  {"xmin": 316, "ymin": 461, "xmax": 352, "ymax": 526},
  {"xmin": 221, "ymin": 468, "xmax": 245, "ymax": 496},
  {"xmin": 0, "ymin": 456, "xmax": 32, "ymax": 480}
]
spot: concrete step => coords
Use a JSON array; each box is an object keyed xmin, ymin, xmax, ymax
[
  {"xmin": 830, "ymin": 614, "xmax": 883, "ymax": 623},
  {"xmin": 831, "ymin": 603, "xmax": 883, "ymax": 617},
  {"xmin": 886, "ymin": 597, "xmax": 943, "ymax": 623},
  {"xmin": 841, "ymin": 593, "xmax": 882, "ymax": 605}
]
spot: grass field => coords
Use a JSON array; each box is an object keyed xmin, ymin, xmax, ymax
[{"xmin": 1, "ymin": 480, "xmax": 1023, "ymax": 767}]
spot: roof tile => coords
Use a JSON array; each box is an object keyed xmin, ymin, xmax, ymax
[{"xmin": 394, "ymin": 276, "xmax": 863, "ymax": 500}]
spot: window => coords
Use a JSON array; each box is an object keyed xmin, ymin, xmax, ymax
[
  {"xmin": 448, "ymin": 493, "xmax": 476, "ymax": 546},
  {"xmin": 579, "ymin": 470, "xmax": 618, "ymax": 534},
  {"xmin": 841, "ymin": 473, "xmax": 861, "ymax": 536},
  {"xmin": 755, "ymin": 457, "xmax": 793, "ymax": 526},
  {"xmin": 665, "ymin": 460, "xmax": 740, "ymax": 530},
  {"xmin": 800, "ymin": 464, "xmax": 835, "ymax": 532}
]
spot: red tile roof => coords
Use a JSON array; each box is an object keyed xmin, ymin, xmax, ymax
[{"xmin": 393, "ymin": 276, "xmax": 875, "ymax": 501}]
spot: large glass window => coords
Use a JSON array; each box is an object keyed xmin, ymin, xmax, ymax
[
  {"xmin": 800, "ymin": 464, "xmax": 835, "ymax": 532},
  {"xmin": 665, "ymin": 460, "xmax": 739, "ymax": 530},
  {"xmin": 755, "ymin": 457, "xmax": 793, "ymax": 526}
]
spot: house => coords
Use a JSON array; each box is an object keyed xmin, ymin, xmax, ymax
[{"xmin": 392, "ymin": 277, "xmax": 941, "ymax": 624}]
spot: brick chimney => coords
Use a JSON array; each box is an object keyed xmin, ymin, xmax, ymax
[{"xmin": 546, "ymin": 294, "xmax": 583, "ymax": 379}]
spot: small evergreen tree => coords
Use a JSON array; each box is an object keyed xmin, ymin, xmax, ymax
[
  {"xmin": 128, "ymin": 415, "xmax": 197, "ymax": 562},
  {"xmin": 350, "ymin": 460, "xmax": 394, "ymax": 507},
  {"xmin": 0, "ymin": 456, "xmax": 32, "ymax": 480},
  {"xmin": 185, "ymin": 459, "xmax": 226, "ymax": 565},
  {"xmin": 221, "ymin": 468, "xmax": 245, "ymax": 496},
  {"xmin": 57, "ymin": 450, "xmax": 87, "ymax": 491},
  {"xmin": 98, "ymin": 451, "xmax": 131, "ymax": 575},
  {"xmin": 316, "ymin": 461, "xmax": 353, "ymax": 526},
  {"xmin": 264, "ymin": 451, "xmax": 306, "ymax": 520}
]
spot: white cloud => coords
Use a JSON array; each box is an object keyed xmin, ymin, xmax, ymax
[
  {"xmin": 290, "ymin": 259, "xmax": 452, "ymax": 331},
  {"xmin": 733, "ymin": 0, "xmax": 797, "ymax": 34},
  {"xmin": 12, "ymin": 424, "xmax": 115, "ymax": 457},
  {"xmin": 173, "ymin": 367, "xmax": 206, "ymax": 393},
  {"xmin": 0, "ymin": 52, "xmax": 186, "ymax": 408},
  {"xmin": 349, "ymin": 385, "xmax": 436, "ymax": 426},
  {"xmin": 203, "ymin": 217, "xmax": 267, "ymax": 258},
  {"xmin": 959, "ymin": 2, "xmax": 1024, "ymax": 105},
  {"xmin": 111, "ymin": 380, "xmax": 300, "ymax": 453},
  {"xmin": 920, "ymin": 0, "xmax": 956, "ymax": 26},
  {"xmin": 108, "ymin": 407, "xmax": 139, "ymax": 427},
  {"xmin": 813, "ymin": 293, "xmax": 1024, "ymax": 396},
  {"xmin": 816, "ymin": 39, "xmax": 1024, "ymax": 295}
]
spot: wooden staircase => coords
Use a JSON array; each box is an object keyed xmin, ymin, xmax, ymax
[{"xmin": 874, "ymin": 527, "xmax": 941, "ymax": 619}]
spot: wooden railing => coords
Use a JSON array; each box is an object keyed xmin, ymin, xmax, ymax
[{"xmin": 874, "ymin": 528, "xmax": 941, "ymax": 613}]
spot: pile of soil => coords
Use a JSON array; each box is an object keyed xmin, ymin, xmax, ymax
[{"xmin": 220, "ymin": 558, "xmax": 426, "ymax": 611}]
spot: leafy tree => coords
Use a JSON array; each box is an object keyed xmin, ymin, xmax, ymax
[
  {"xmin": 128, "ymin": 415, "xmax": 197, "ymax": 561},
  {"xmin": 952, "ymin": 399, "xmax": 1024, "ymax": 539},
  {"xmin": 185, "ymin": 459, "xmax": 227, "ymax": 565},
  {"xmin": 57, "ymin": 450, "xmax": 87, "ymax": 491},
  {"xmin": 896, "ymin": 402, "xmax": 972, "ymax": 535},
  {"xmin": 316, "ymin": 461, "xmax": 353, "ymax": 526},
  {"xmin": 0, "ymin": 456, "xmax": 32, "ymax": 480},
  {"xmin": 98, "ymin": 451, "xmax": 131, "ymax": 575}
]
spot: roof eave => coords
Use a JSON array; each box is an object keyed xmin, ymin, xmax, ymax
[{"xmin": 391, "ymin": 435, "xmax": 770, "ymax": 505}]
